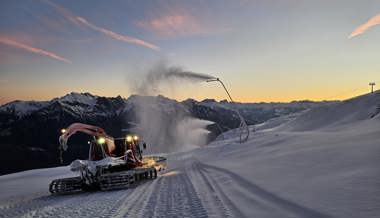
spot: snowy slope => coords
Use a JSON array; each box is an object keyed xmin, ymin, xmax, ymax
[
  {"xmin": 281, "ymin": 91, "xmax": 380, "ymax": 131},
  {"xmin": 0, "ymin": 92, "xmax": 379, "ymax": 218},
  {"xmin": 195, "ymin": 92, "xmax": 380, "ymax": 218},
  {"xmin": 0, "ymin": 167, "xmax": 75, "ymax": 204},
  {"xmin": 195, "ymin": 120, "xmax": 380, "ymax": 218}
]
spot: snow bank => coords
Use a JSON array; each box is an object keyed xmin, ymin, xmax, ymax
[
  {"xmin": 281, "ymin": 91, "xmax": 380, "ymax": 131},
  {"xmin": 194, "ymin": 92, "xmax": 380, "ymax": 218},
  {"xmin": 0, "ymin": 166, "xmax": 74, "ymax": 205}
]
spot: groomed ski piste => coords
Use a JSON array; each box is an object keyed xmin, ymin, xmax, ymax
[{"xmin": 0, "ymin": 91, "xmax": 379, "ymax": 218}]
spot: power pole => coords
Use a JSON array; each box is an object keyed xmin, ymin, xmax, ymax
[{"xmin": 369, "ymin": 82, "xmax": 376, "ymax": 93}]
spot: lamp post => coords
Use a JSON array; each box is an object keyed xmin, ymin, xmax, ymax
[
  {"xmin": 206, "ymin": 78, "xmax": 250, "ymax": 143},
  {"xmin": 369, "ymin": 82, "xmax": 376, "ymax": 93}
]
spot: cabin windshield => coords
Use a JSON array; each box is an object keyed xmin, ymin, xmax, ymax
[
  {"xmin": 89, "ymin": 141, "xmax": 106, "ymax": 161},
  {"xmin": 113, "ymin": 139, "xmax": 127, "ymax": 157}
]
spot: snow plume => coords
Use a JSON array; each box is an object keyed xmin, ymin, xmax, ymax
[
  {"xmin": 129, "ymin": 63, "xmax": 215, "ymax": 153},
  {"xmin": 175, "ymin": 118, "xmax": 214, "ymax": 151},
  {"xmin": 349, "ymin": 13, "xmax": 380, "ymax": 38},
  {"xmin": 136, "ymin": 62, "xmax": 216, "ymax": 95}
]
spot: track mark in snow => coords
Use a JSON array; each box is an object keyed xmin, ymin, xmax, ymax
[
  {"xmin": 188, "ymin": 162, "xmax": 234, "ymax": 218},
  {"xmin": 140, "ymin": 177, "xmax": 164, "ymax": 218},
  {"xmin": 0, "ymin": 189, "xmax": 135, "ymax": 218},
  {"xmin": 0, "ymin": 193, "xmax": 90, "ymax": 218},
  {"xmin": 141, "ymin": 171, "xmax": 208, "ymax": 218},
  {"xmin": 0, "ymin": 172, "xmax": 208, "ymax": 218},
  {"xmin": 27, "ymin": 190, "xmax": 132, "ymax": 218},
  {"xmin": 198, "ymin": 161, "xmax": 333, "ymax": 218},
  {"xmin": 113, "ymin": 178, "xmax": 159, "ymax": 218}
]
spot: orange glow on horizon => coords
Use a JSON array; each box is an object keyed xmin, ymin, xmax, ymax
[{"xmin": 0, "ymin": 86, "xmax": 373, "ymax": 106}]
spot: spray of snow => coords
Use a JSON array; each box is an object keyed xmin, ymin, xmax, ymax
[
  {"xmin": 129, "ymin": 62, "xmax": 216, "ymax": 153},
  {"xmin": 175, "ymin": 118, "xmax": 214, "ymax": 151},
  {"xmin": 135, "ymin": 62, "xmax": 216, "ymax": 95}
]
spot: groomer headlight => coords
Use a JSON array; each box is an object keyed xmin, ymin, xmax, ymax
[
  {"xmin": 97, "ymin": 137, "xmax": 106, "ymax": 144},
  {"xmin": 61, "ymin": 129, "xmax": 66, "ymax": 134},
  {"xmin": 126, "ymin": 135, "xmax": 133, "ymax": 142},
  {"xmin": 133, "ymin": 135, "xmax": 139, "ymax": 141}
]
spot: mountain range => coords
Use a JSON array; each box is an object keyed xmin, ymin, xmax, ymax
[{"xmin": 0, "ymin": 92, "xmax": 335, "ymax": 175}]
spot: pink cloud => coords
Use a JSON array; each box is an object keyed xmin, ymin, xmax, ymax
[
  {"xmin": 43, "ymin": 0, "xmax": 159, "ymax": 50},
  {"xmin": 42, "ymin": 0, "xmax": 84, "ymax": 27},
  {"xmin": 349, "ymin": 14, "xmax": 380, "ymax": 38},
  {"xmin": 75, "ymin": 17, "xmax": 159, "ymax": 50},
  {"xmin": 137, "ymin": 14, "xmax": 209, "ymax": 38},
  {"xmin": 0, "ymin": 37, "xmax": 71, "ymax": 63}
]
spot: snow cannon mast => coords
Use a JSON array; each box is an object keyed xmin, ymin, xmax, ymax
[{"xmin": 206, "ymin": 77, "xmax": 250, "ymax": 143}]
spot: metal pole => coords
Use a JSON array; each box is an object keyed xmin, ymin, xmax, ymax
[
  {"xmin": 217, "ymin": 79, "xmax": 234, "ymax": 103},
  {"xmin": 206, "ymin": 78, "xmax": 250, "ymax": 143},
  {"xmin": 369, "ymin": 82, "xmax": 376, "ymax": 93}
]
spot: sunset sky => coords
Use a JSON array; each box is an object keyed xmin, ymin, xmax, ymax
[{"xmin": 0, "ymin": 0, "xmax": 379, "ymax": 104}]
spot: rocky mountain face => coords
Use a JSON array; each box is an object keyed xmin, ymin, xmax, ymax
[{"xmin": 0, "ymin": 92, "xmax": 335, "ymax": 175}]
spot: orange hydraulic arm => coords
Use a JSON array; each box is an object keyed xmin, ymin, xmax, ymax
[
  {"xmin": 59, "ymin": 123, "xmax": 109, "ymax": 151},
  {"xmin": 58, "ymin": 123, "xmax": 142, "ymax": 167}
]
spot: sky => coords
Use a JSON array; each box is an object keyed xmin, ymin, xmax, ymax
[{"xmin": 0, "ymin": 0, "xmax": 379, "ymax": 104}]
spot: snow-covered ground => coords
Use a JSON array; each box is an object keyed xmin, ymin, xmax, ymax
[{"xmin": 0, "ymin": 92, "xmax": 379, "ymax": 218}]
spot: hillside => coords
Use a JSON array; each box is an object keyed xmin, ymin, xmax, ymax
[
  {"xmin": 280, "ymin": 90, "xmax": 380, "ymax": 131},
  {"xmin": 0, "ymin": 92, "xmax": 378, "ymax": 218}
]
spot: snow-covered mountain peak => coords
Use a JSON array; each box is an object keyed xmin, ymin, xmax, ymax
[
  {"xmin": 52, "ymin": 92, "xmax": 98, "ymax": 106},
  {"xmin": 201, "ymin": 99, "xmax": 218, "ymax": 104},
  {"xmin": 126, "ymin": 94, "xmax": 186, "ymax": 113},
  {"xmin": 0, "ymin": 100, "xmax": 49, "ymax": 116}
]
